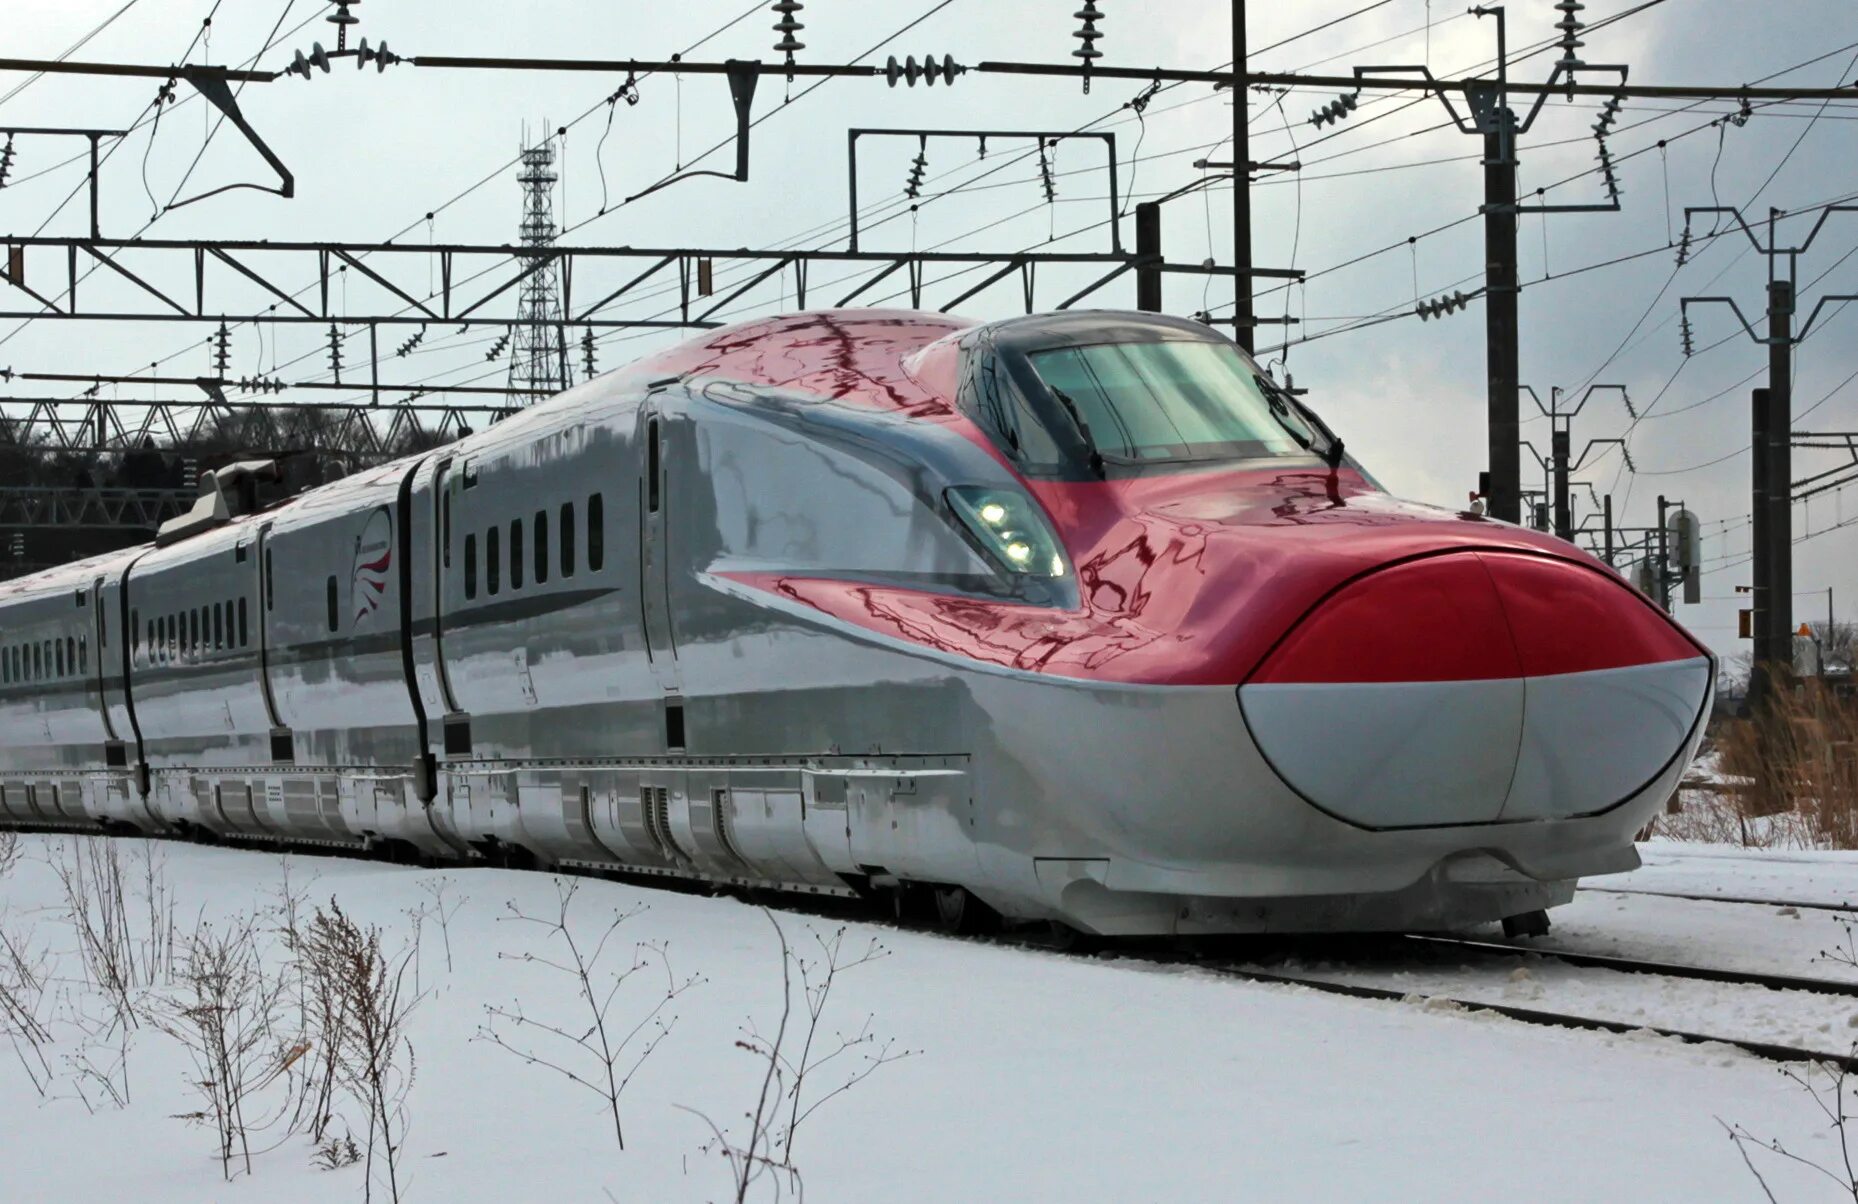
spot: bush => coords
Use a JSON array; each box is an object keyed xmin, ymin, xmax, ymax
[{"xmin": 1708, "ymin": 677, "xmax": 1858, "ymax": 849}]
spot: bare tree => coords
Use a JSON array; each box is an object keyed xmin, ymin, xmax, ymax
[
  {"xmin": 50, "ymin": 837, "xmax": 176, "ymax": 1031},
  {"xmin": 295, "ymin": 901, "xmax": 421, "ymax": 1203},
  {"xmin": 685, "ymin": 911, "xmax": 915, "ymax": 1203},
  {"xmin": 1722, "ymin": 1054, "xmax": 1858, "ymax": 1202},
  {"xmin": 418, "ymin": 876, "xmax": 465, "ymax": 975},
  {"xmin": 478, "ymin": 880, "xmax": 699, "ymax": 1150},
  {"xmin": 150, "ymin": 918, "xmax": 305, "ymax": 1181},
  {"xmin": 0, "ymin": 916, "xmax": 54, "ymax": 1097}
]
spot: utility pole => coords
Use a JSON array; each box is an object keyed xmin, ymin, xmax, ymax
[
  {"xmin": 1314, "ymin": 4, "xmax": 1628, "ymax": 524},
  {"xmin": 1135, "ymin": 201, "xmax": 1162, "ymax": 312},
  {"xmin": 1520, "ymin": 383, "xmax": 1629, "ymax": 543},
  {"xmin": 1681, "ymin": 203, "xmax": 1858, "ymax": 705},
  {"xmin": 1767, "ymin": 269, "xmax": 1794, "ymax": 692},
  {"xmin": 1479, "ymin": 29, "xmax": 1522, "ymax": 528},
  {"xmin": 1231, "ymin": 0, "xmax": 1254, "ymax": 353}
]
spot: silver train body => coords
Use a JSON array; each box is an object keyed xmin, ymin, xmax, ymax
[{"xmin": 0, "ymin": 310, "xmax": 1710, "ymax": 935}]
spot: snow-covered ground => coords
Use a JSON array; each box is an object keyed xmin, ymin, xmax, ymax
[{"xmin": 3, "ymin": 833, "xmax": 1857, "ymax": 1202}]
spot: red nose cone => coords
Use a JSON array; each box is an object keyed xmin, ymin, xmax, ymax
[
  {"xmin": 1240, "ymin": 552, "xmax": 1712, "ymax": 829},
  {"xmin": 1249, "ymin": 551, "xmax": 1704, "ymax": 685}
]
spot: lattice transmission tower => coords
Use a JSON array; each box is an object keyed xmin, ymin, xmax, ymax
[{"xmin": 509, "ymin": 132, "xmax": 570, "ymax": 403}]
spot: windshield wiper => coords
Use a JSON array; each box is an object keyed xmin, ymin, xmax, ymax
[
  {"xmin": 1049, "ymin": 387, "xmax": 1106, "ymax": 478},
  {"xmin": 1255, "ymin": 374, "xmax": 1345, "ymax": 469}
]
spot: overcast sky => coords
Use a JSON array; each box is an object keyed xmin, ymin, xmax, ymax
[{"xmin": 4, "ymin": 0, "xmax": 1856, "ymax": 659}]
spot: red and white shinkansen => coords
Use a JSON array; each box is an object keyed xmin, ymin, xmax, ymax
[{"xmin": 0, "ymin": 309, "xmax": 1712, "ymax": 937}]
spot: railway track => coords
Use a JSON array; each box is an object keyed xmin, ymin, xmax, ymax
[
  {"xmin": 1581, "ymin": 885, "xmax": 1858, "ymax": 914},
  {"xmin": 1200, "ymin": 960, "xmax": 1858, "ymax": 1073},
  {"xmin": 1398, "ymin": 932, "xmax": 1858, "ymax": 998}
]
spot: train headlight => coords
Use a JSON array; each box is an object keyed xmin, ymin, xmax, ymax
[{"xmin": 946, "ymin": 486, "xmax": 1069, "ymax": 579}]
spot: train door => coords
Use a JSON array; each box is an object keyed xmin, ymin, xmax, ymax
[
  {"xmin": 417, "ymin": 456, "xmax": 471, "ymax": 854},
  {"xmin": 638, "ymin": 405, "xmax": 683, "ymax": 705},
  {"xmin": 88, "ymin": 575, "xmax": 125, "ymax": 766},
  {"xmin": 418, "ymin": 457, "xmax": 467, "ymax": 735},
  {"xmin": 253, "ymin": 523, "xmax": 292, "ymax": 763}
]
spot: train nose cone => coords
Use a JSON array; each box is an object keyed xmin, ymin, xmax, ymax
[{"xmin": 1237, "ymin": 552, "xmax": 1711, "ymax": 829}]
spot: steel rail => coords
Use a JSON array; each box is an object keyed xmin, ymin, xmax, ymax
[
  {"xmin": 1205, "ymin": 962, "xmax": 1858, "ymax": 1071},
  {"xmin": 1400, "ymin": 933, "xmax": 1858, "ymax": 998},
  {"xmin": 1581, "ymin": 885, "xmax": 1858, "ymax": 914}
]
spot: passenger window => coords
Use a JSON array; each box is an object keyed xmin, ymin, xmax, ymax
[
  {"xmin": 191, "ymin": 610, "xmax": 201, "ymax": 657},
  {"xmin": 33, "ymin": 643, "xmax": 42, "ymax": 679},
  {"xmin": 238, "ymin": 597, "xmax": 249, "ymax": 647},
  {"xmin": 534, "ymin": 510, "xmax": 549, "ymax": 584},
  {"xmin": 560, "ymin": 502, "xmax": 576, "ymax": 578},
  {"xmin": 443, "ymin": 489, "xmax": 453, "ymax": 569},
  {"xmin": 487, "ymin": 526, "xmax": 501, "ymax": 596},
  {"xmin": 326, "ymin": 576, "xmax": 339, "ymax": 632},
  {"xmin": 57, "ymin": 639, "xmax": 66, "ymax": 677},
  {"xmin": 214, "ymin": 603, "xmax": 224, "ymax": 650},
  {"xmin": 465, "ymin": 533, "xmax": 478, "ymax": 599},
  {"xmin": 647, "ymin": 419, "xmax": 661, "ymax": 513},
  {"xmin": 79, "ymin": 636, "xmax": 86, "ymax": 674},
  {"xmin": 511, "ymin": 519, "xmax": 524, "ymax": 591},
  {"xmin": 588, "ymin": 493, "xmax": 604, "ymax": 572}
]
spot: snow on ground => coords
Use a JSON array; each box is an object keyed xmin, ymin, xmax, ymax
[
  {"xmin": 1, "ymin": 834, "xmax": 1855, "ymax": 1202},
  {"xmin": 1525, "ymin": 889, "xmax": 1858, "ymax": 984},
  {"xmin": 1593, "ymin": 840, "xmax": 1858, "ymax": 907}
]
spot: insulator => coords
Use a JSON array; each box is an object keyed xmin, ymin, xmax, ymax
[
  {"xmin": 883, "ymin": 54, "xmax": 964, "ymax": 88},
  {"xmin": 772, "ymin": 1, "xmax": 805, "ymax": 74},
  {"xmin": 287, "ymin": 42, "xmax": 332, "ymax": 79},
  {"xmin": 1592, "ymin": 94, "xmax": 1622, "ymax": 135},
  {"xmin": 1679, "ymin": 313, "xmax": 1695, "ymax": 357},
  {"xmin": 396, "ymin": 326, "xmax": 426, "ymax": 358},
  {"xmin": 355, "ymin": 37, "xmax": 400, "ymax": 72},
  {"xmin": 211, "ymin": 321, "xmax": 232, "ymax": 374},
  {"xmin": 1073, "ymin": 1, "xmax": 1103, "ymax": 94},
  {"xmin": 581, "ymin": 327, "xmax": 598, "ymax": 378},
  {"xmin": 1675, "ymin": 225, "xmax": 1692, "ymax": 267},
  {"xmin": 1037, "ymin": 139, "xmax": 1057, "ymax": 203},
  {"xmin": 486, "ymin": 330, "xmax": 512, "ymax": 362},
  {"xmin": 326, "ymin": 324, "xmax": 345, "ymax": 379},
  {"xmin": 1309, "ymin": 92, "xmax": 1358, "ymax": 129},
  {"xmin": 327, "ymin": 0, "xmax": 359, "ymax": 53},
  {"xmin": 0, "ymin": 135, "xmax": 14, "ymax": 189},
  {"xmin": 1415, "ymin": 289, "xmax": 1473, "ymax": 321},
  {"xmin": 1555, "ymin": 0, "xmax": 1586, "ymax": 68},
  {"xmin": 1621, "ymin": 444, "xmax": 1637, "ymax": 473},
  {"xmin": 904, "ymin": 146, "xmax": 928, "ymax": 200}
]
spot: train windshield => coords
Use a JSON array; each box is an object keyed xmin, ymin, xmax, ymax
[{"xmin": 1026, "ymin": 340, "xmax": 1316, "ymax": 465}]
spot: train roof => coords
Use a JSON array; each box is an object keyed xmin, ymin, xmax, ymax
[{"xmin": 2, "ymin": 308, "xmax": 1224, "ymax": 597}]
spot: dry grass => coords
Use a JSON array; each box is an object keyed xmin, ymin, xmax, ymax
[{"xmin": 1664, "ymin": 679, "xmax": 1858, "ymax": 850}]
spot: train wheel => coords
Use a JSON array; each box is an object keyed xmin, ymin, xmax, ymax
[
  {"xmin": 1501, "ymin": 909, "xmax": 1551, "ymax": 939},
  {"xmin": 932, "ymin": 886, "xmax": 997, "ymax": 937},
  {"xmin": 1046, "ymin": 920, "xmax": 1104, "ymax": 955},
  {"xmin": 891, "ymin": 881, "xmax": 934, "ymax": 927}
]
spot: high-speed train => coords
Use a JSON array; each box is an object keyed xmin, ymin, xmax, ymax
[{"xmin": 0, "ymin": 309, "xmax": 1713, "ymax": 937}]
